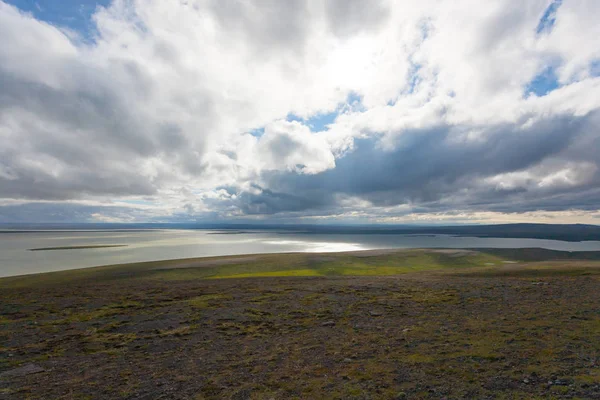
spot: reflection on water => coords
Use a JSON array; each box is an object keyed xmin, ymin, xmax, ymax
[
  {"xmin": 2, "ymin": 229, "xmax": 600, "ymax": 277},
  {"xmin": 264, "ymin": 240, "xmax": 365, "ymax": 253}
]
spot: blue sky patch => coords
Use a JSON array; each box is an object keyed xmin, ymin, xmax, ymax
[
  {"xmin": 286, "ymin": 92, "xmax": 364, "ymax": 132},
  {"xmin": 536, "ymin": 0, "xmax": 562, "ymax": 34},
  {"xmin": 388, "ymin": 63, "xmax": 422, "ymax": 106},
  {"xmin": 286, "ymin": 111, "xmax": 337, "ymax": 132},
  {"xmin": 345, "ymin": 92, "xmax": 366, "ymax": 114},
  {"xmin": 285, "ymin": 113, "xmax": 303, "ymax": 123},
  {"xmin": 590, "ymin": 60, "xmax": 600, "ymax": 77},
  {"xmin": 305, "ymin": 111, "xmax": 338, "ymax": 132},
  {"xmin": 249, "ymin": 127, "xmax": 265, "ymax": 137},
  {"xmin": 407, "ymin": 64, "xmax": 422, "ymax": 94},
  {"xmin": 525, "ymin": 66, "xmax": 560, "ymax": 97},
  {"xmin": 6, "ymin": 0, "xmax": 110, "ymax": 40}
]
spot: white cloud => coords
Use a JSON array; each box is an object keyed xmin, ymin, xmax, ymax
[
  {"xmin": 0, "ymin": 0, "xmax": 599, "ymax": 223},
  {"xmin": 252, "ymin": 120, "xmax": 335, "ymax": 174}
]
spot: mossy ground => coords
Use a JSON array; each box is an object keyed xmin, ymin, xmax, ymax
[{"xmin": 2, "ymin": 248, "xmax": 600, "ymax": 399}]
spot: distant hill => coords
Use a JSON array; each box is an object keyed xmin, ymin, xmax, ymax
[
  {"xmin": 205, "ymin": 223, "xmax": 600, "ymax": 242},
  {"xmin": 1, "ymin": 222, "xmax": 599, "ymax": 242}
]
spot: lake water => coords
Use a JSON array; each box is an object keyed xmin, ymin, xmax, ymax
[{"xmin": 2, "ymin": 229, "xmax": 600, "ymax": 277}]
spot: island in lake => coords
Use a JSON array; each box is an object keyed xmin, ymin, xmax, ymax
[{"xmin": 28, "ymin": 245, "xmax": 128, "ymax": 251}]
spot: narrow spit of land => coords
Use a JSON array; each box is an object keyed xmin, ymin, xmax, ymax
[
  {"xmin": 2, "ymin": 248, "xmax": 600, "ymax": 399},
  {"xmin": 28, "ymin": 245, "xmax": 128, "ymax": 251}
]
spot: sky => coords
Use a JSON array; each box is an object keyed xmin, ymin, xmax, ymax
[{"xmin": 1, "ymin": 0, "xmax": 600, "ymax": 225}]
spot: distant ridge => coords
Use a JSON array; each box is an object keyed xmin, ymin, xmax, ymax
[{"xmin": 1, "ymin": 222, "xmax": 599, "ymax": 242}]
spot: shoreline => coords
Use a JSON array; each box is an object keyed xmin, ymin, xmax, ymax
[{"xmin": 3, "ymin": 246, "xmax": 600, "ymax": 283}]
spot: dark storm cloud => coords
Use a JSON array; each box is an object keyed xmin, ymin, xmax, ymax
[
  {"xmin": 0, "ymin": 61, "xmax": 211, "ymax": 200},
  {"xmin": 0, "ymin": 173, "xmax": 156, "ymax": 201},
  {"xmin": 0, "ymin": 3, "xmax": 221, "ymax": 202},
  {"xmin": 234, "ymin": 185, "xmax": 333, "ymax": 215},
  {"xmin": 226, "ymin": 111, "xmax": 600, "ymax": 216},
  {"xmin": 0, "ymin": 71, "xmax": 154, "ymax": 155},
  {"xmin": 0, "ymin": 75, "xmax": 158, "ymax": 199}
]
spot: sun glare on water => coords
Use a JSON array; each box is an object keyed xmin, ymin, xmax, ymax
[{"xmin": 265, "ymin": 240, "xmax": 366, "ymax": 253}]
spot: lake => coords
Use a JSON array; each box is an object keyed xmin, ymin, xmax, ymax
[{"xmin": 2, "ymin": 229, "xmax": 600, "ymax": 277}]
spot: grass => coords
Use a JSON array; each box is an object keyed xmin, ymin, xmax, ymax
[
  {"xmin": 0, "ymin": 249, "xmax": 499, "ymax": 288},
  {"xmin": 117, "ymin": 249, "xmax": 506, "ymax": 281},
  {"xmin": 4, "ymin": 248, "xmax": 600, "ymax": 289},
  {"xmin": 3, "ymin": 248, "xmax": 600, "ymax": 399},
  {"xmin": 188, "ymin": 294, "xmax": 230, "ymax": 309},
  {"xmin": 210, "ymin": 268, "xmax": 321, "ymax": 279},
  {"xmin": 158, "ymin": 325, "xmax": 196, "ymax": 337}
]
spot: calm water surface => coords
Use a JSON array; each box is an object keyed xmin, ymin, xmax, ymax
[{"xmin": 2, "ymin": 229, "xmax": 600, "ymax": 277}]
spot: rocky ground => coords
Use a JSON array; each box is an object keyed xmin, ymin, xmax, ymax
[{"xmin": 2, "ymin": 249, "xmax": 600, "ymax": 399}]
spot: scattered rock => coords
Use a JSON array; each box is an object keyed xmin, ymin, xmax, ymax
[
  {"xmin": 523, "ymin": 378, "xmax": 530, "ymax": 384},
  {"xmin": 369, "ymin": 310, "xmax": 384, "ymax": 317},
  {"xmin": 0, "ymin": 364, "xmax": 45, "ymax": 379},
  {"xmin": 343, "ymin": 358, "xmax": 353, "ymax": 363},
  {"xmin": 321, "ymin": 321, "xmax": 335, "ymax": 327},
  {"xmin": 232, "ymin": 388, "xmax": 252, "ymax": 400}
]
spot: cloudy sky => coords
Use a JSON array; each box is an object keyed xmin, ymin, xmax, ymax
[{"xmin": 1, "ymin": 0, "xmax": 599, "ymax": 224}]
